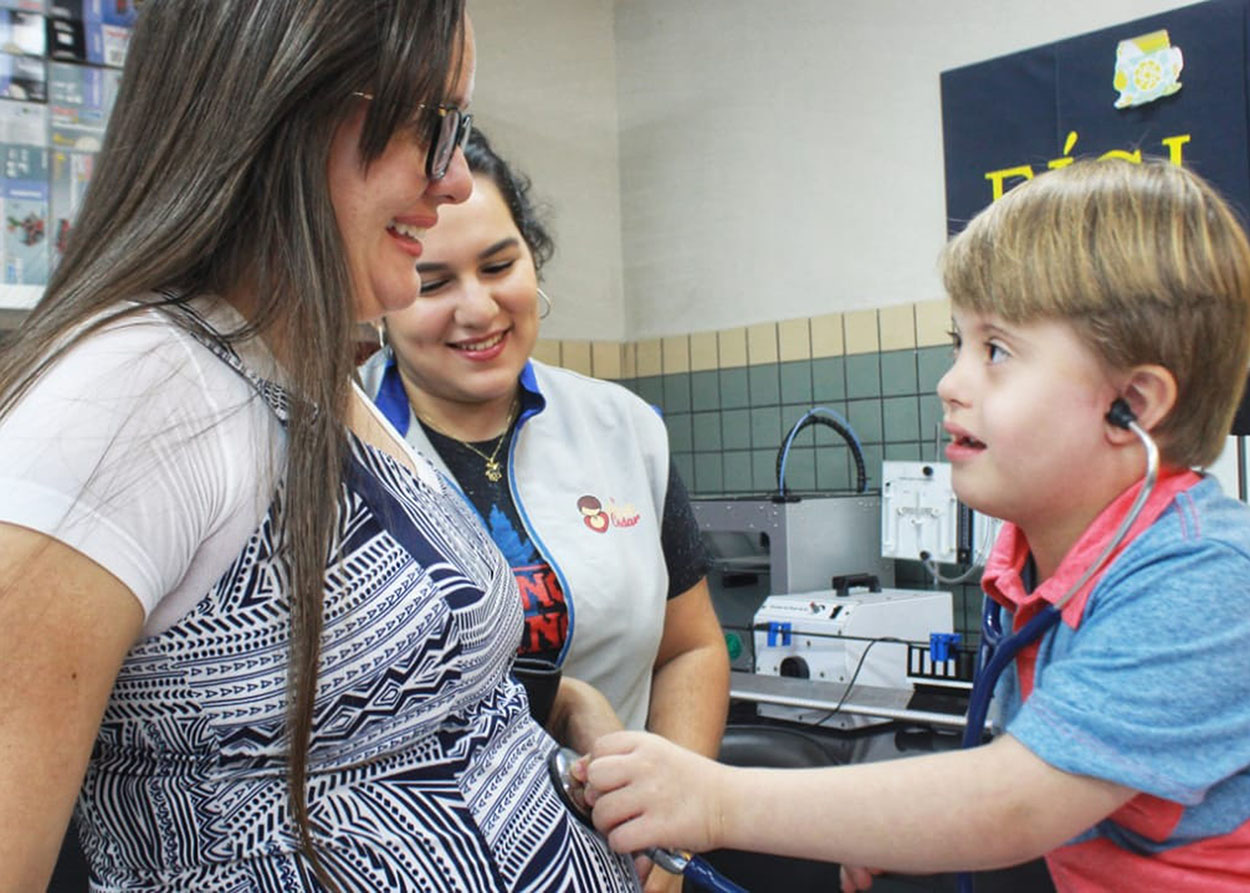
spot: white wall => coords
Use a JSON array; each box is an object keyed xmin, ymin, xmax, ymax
[
  {"xmin": 471, "ymin": 0, "xmax": 1200, "ymax": 341},
  {"xmin": 469, "ymin": 0, "xmax": 625, "ymax": 341},
  {"xmin": 615, "ymin": 0, "xmax": 1199, "ymax": 339},
  {"xmin": 1209, "ymin": 435, "xmax": 1248, "ymax": 501}
]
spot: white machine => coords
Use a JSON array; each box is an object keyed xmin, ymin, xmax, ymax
[
  {"xmin": 880, "ymin": 460, "xmax": 1002, "ymax": 566},
  {"xmin": 753, "ymin": 585, "xmax": 954, "ymax": 729}
]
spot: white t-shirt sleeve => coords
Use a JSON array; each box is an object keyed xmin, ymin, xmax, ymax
[{"xmin": 0, "ymin": 312, "xmax": 283, "ymax": 629}]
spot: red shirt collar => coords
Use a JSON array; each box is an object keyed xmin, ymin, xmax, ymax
[{"xmin": 982, "ymin": 468, "xmax": 1201, "ymax": 630}]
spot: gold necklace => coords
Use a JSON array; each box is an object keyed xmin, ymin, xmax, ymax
[{"xmin": 417, "ymin": 397, "xmax": 518, "ymax": 482}]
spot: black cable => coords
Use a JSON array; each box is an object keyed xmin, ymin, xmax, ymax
[
  {"xmin": 810, "ymin": 636, "xmax": 906, "ymax": 724},
  {"xmin": 774, "ymin": 412, "xmax": 868, "ymax": 497}
]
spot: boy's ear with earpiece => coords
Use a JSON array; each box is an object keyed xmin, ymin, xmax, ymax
[{"xmin": 1108, "ymin": 364, "xmax": 1177, "ymax": 441}]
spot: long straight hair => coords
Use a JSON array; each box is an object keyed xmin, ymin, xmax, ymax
[{"xmin": 0, "ymin": 0, "xmax": 466, "ymax": 884}]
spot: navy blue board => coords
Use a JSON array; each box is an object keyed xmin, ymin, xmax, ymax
[{"xmin": 941, "ymin": 0, "xmax": 1250, "ymax": 234}]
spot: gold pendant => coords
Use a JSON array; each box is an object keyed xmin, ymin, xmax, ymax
[{"xmin": 484, "ymin": 459, "xmax": 502, "ymax": 482}]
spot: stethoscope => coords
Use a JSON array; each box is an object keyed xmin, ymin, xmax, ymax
[
  {"xmin": 956, "ymin": 399, "xmax": 1159, "ymax": 893},
  {"xmin": 545, "ymin": 401, "xmax": 1157, "ymax": 893},
  {"xmin": 547, "ymin": 746, "xmax": 749, "ymax": 893}
]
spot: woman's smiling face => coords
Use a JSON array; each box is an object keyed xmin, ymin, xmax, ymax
[
  {"xmin": 385, "ymin": 173, "xmax": 541, "ymax": 411},
  {"xmin": 327, "ymin": 18, "xmax": 477, "ymax": 323}
]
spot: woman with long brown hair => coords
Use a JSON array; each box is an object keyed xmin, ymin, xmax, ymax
[{"xmin": 0, "ymin": 2, "xmax": 637, "ymax": 890}]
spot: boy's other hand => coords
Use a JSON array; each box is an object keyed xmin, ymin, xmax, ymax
[{"xmin": 841, "ymin": 863, "xmax": 885, "ymax": 891}]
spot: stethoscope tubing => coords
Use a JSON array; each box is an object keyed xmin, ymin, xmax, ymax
[
  {"xmin": 679, "ymin": 855, "xmax": 749, "ymax": 892},
  {"xmin": 955, "ymin": 416, "xmax": 1159, "ymax": 893},
  {"xmin": 961, "ymin": 603, "xmax": 1061, "ymax": 749}
]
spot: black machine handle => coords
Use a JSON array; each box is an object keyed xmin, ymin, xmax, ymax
[{"xmin": 831, "ymin": 572, "xmax": 881, "ymax": 596}]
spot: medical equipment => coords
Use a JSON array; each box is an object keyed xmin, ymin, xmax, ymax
[
  {"xmin": 880, "ymin": 460, "xmax": 1003, "ymax": 583},
  {"xmin": 956, "ymin": 400, "xmax": 1159, "ymax": 893},
  {"xmin": 546, "ymin": 746, "xmax": 749, "ymax": 893},
  {"xmin": 695, "ymin": 495, "xmax": 895, "ymax": 671},
  {"xmin": 695, "ymin": 496, "xmax": 893, "ymax": 595},
  {"xmin": 880, "ymin": 462, "xmax": 961, "ymax": 562},
  {"xmin": 751, "ymin": 583, "xmax": 955, "ymax": 729}
]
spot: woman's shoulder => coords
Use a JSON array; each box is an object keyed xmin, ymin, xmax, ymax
[
  {"xmin": 73, "ymin": 296, "xmax": 276, "ymax": 388},
  {"xmin": 528, "ymin": 362, "xmax": 668, "ymax": 460},
  {"xmin": 0, "ymin": 297, "xmax": 286, "ymax": 624},
  {"xmin": 12, "ymin": 297, "xmax": 280, "ymax": 442},
  {"xmin": 530, "ymin": 359, "xmax": 656, "ymax": 414}
]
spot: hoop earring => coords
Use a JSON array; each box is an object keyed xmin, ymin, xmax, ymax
[{"xmin": 537, "ymin": 287, "xmax": 552, "ymax": 320}]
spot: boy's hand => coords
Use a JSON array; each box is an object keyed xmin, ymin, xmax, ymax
[
  {"xmin": 841, "ymin": 863, "xmax": 885, "ymax": 891},
  {"xmin": 578, "ymin": 730, "xmax": 731, "ymax": 855}
]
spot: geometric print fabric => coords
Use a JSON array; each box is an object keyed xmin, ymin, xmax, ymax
[{"xmin": 73, "ymin": 319, "xmax": 639, "ymax": 891}]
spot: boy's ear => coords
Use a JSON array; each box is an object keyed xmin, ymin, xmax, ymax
[{"xmin": 1108, "ymin": 364, "xmax": 1177, "ymax": 441}]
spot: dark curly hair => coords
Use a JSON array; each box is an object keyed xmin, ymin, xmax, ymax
[{"xmin": 464, "ymin": 127, "xmax": 555, "ymax": 274}]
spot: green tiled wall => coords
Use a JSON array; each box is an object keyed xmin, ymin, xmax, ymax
[
  {"xmin": 622, "ymin": 342, "xmax": 986, "ymax": 644},
  {"xmin": 625, "ymin": 344, "xmax": 954, "ymax": 500}
]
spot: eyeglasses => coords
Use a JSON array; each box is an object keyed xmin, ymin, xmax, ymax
[
  {"xmin": 423, "ymin": 104, "xmax": 472, "ymax": 180},
  {"xmin": 351, "ymin": 92, "xmax": 472, "ymax": 180}
]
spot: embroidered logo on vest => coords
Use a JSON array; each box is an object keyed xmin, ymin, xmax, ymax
[{"xmin": 576, "ymin": 494, "xmax": 641, "ymax": 532}]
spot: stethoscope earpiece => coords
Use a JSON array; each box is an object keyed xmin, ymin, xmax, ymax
[{"xmin": 1105, "ymin": 398, "xmax": 1137, "ymax": 430}]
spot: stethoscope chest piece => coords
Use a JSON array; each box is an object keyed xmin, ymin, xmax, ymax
[
  {"xmin": 547, "ymin": 745, "xmax": 595, "ymax": 828},
  {"xmin": 544, "ymin": 744, "xmax": 749, "ymax": 892}
]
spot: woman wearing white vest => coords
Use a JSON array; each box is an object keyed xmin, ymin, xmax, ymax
[{"xmin": 360, "ymin": 128, "xmax": 729, "ymax": 893}]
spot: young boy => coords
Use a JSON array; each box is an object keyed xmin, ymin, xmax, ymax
[{"xmin": 578, "ymin": 158, "xmax": 1250, "ymax": 891}]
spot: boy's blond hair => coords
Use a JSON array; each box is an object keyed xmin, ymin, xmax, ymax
[{"xmin": 942, "ymin": 158, "xmax": 1250, "ymax": 468}]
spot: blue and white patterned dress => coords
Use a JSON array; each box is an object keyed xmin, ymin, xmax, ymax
[{"xmin": 73, "ymin": 322, "xmax": 639, "ymax": 891}]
